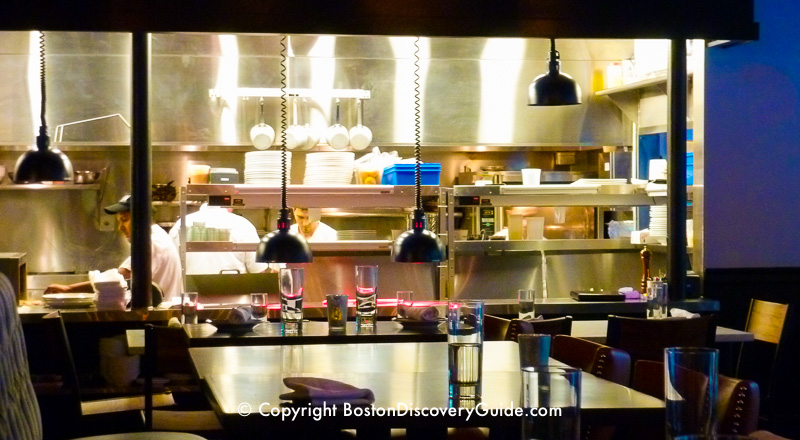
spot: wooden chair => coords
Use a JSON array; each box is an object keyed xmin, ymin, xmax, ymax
[
  {"xmin": 736, "ymin": 299, "xmax": 791, "ymax": 430},
  {"xmin": 485, "ymin": 315, "xmax": 572, "ymax": 342},
  {"xmin": 143, "ymin": 324, "xmax": 224, "ymax": 433},
  {"xmin": 0, "ymin": 274, "xmax": 207, "ymax": 440},
  {"xmin": 632, "ymin": 359, "xmax": 760, "ymax": 436},
  {"xmin": 483, "ymin": 315, "xmax": 511, "ymax": 341},
  {"xmin": 41, "ymin": 312, "xmax": 180, "ymax": 437},
  {"xmin": 551, "ymin": 334, "xmax": 631, "ymax": 386},
  {"xmin": 605, "ymin": 314, "xmax": 716, "ymax": 364},
  {"xmin": 551, "ymin": 335, "xmax": 631, "ymax": 440},
  {"xmin": 523, "ymin": 316, "xmax": 573, "ymax": 338}
]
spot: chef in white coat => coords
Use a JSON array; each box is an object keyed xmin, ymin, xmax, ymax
[
  {"xmin": 169, "ymin": 204, "xmax": 272, "ymax": 274},
  {"xmin": 45, "ymin": 195, "xmax": 183, "ymax": 302},
  {"xmin": 290, "ymin": 207, "xmax": 337, "ymax": 242}
]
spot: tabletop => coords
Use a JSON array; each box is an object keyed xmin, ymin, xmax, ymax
[
  {"xmin": 188, "ymin": 341, "xmax": 664, "ymax": 437},
  {"xmin": 126, "ymin": 318, "xmax": 754, "ymax": 355}
]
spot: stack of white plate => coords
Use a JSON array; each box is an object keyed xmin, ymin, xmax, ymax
[
  {"xmin": 43, "ymin": 293, "xmax": 96, "ymax": 308},
  {"xmin": 303, "ymin": 152, "xmax": 355, "ymax": 185},
  {"xmin": 649, "ymin": 205, "xmax": 667, "ymax": 239},
  {"xmin": 94, "ymin": 280, "xmax": 128, "ymax": 310},
  {"xmin": 336, "ymin": 230, "xmax": 378, "ymax": 240},
  {"xmin": 244, "ymin": 151, "xmax": 292, "ymax": 185}
]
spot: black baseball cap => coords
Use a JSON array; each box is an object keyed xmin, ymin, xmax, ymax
[{"xmin": 104, "ymin": 195, "xmax": 131, "ymax": 214}]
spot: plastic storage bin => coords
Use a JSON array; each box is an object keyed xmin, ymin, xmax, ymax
[{"xmin": 381, "ymin": 163, "xmax": 441, "ymax": 185}]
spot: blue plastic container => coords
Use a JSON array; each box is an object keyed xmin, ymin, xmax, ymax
[
  {"xmin": 382, "ymin": 163, "xmax": 441, "ymax": 185},
  {"xmin": 686, "ymin": 152, "xmax": 694, "ymax": 186}
]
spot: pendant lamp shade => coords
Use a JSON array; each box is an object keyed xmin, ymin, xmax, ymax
[
  {"xmin": 391, "ymin": 37, "xmax": 445, "ymax": 263},
  {"xmin": 14, "ymin": 134, "xmax": 73, "ymax": 183},
  {"xmin": 392, "ymin": 209, "xmax": 445, "ymax": 263},
  {"xmin": 14, "ymin": 31, "xmax": 73, "ymax": 183},
  {"xmin": 256, "ymin": 208, "xmax": 312, "ymax": 263},
  {"xmin": 528, "ymin": 39, "xmax": 581, "ymax": 106},
  {"xmin": 255, "ymin": 35, "xmax": 312, "ymax": 264}
]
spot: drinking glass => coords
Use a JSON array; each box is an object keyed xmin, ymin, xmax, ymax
[
  {"xmin": 647, "ymin": 279, "xmax": 669, "ymax": 319},
  {"xmin": 250, "ymin": 293, "xmax": 268, "ymax": 321},
  {"xmin": 665, "ymin": 347, "xmax": 719, "ymax": 439},
  {"xmin": 447, "ymin": 300, "xmax": 484, "ymax": 400},
  {"xmin": 521, "ymin": 366, "xmax": 581, "ymax": 440},
  {"xmin": 280, "ymin": 268, "xmax": 304, "ymax": 333},
  {"xmin": 181, "ymin": 292, "xmax": 198, "ymax": 325},
  {"xmin": 355, "ymin": 265, "xmax": 378, "ymax": 327},
  {"xmin": 518, "ymin": 289, "xmax": 535, "ymax": 319},
  {"xmin": 518, "ymin": 334, "xmax": 551, "ymax": 369},
  {"xmin": 396, "ymin": 290, "xmax": 413, "ymax": 319},
  {"xmin": 326, "ymin": 294, "xmax": 349, "ymax": 332}
]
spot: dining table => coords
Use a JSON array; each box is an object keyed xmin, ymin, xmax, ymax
[
  {"xmin": 188, "ymin": 341, "xmax": 664, "ymax": 439},
  {"xmin": 126, "ymin": 318, "xmax": 754, "ymax": 355}
]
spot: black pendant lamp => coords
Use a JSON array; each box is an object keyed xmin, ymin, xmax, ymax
[
  {"xmin": 528, "ymin": 38, "xmax": 581, "ymax": 106},
  {"xmin": 14, "ymin": 31, "xmax": 73, "ymax": 183},
  {"xmin": 256, "ymin": 35, "xmax": 312, "ymax": 264},
  {"xmin": 392, "ymin": 37, "xmax": 445, "ymax": 263}
]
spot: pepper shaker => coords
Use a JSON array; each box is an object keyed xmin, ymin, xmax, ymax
[{"xmin": 640, "ymin": 246, "xmax": 652, "ymax": 294}]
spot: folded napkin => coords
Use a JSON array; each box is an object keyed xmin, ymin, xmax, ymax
[
  {"xmin": 399, "ymin": 305, "xmax": 440, "ymax": 321},
  {"xmin": 280, "ymin": 377, "xmax": 375, "ymax": 406},
  {"xmin": 670, "ymin": 308, "xmax": 701, "ymax": 319},
  {"xmin": 227, "ymin": 306, "xmax": 253, "ymax": 323}
]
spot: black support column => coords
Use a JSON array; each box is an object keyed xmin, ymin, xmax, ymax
[
  {"xmin": 667, "ymin": 38, "xmax": 688, "ymax": 300},
  {"xmin": 130, "ymin": 32, "xmax": 152, "ymax": 310}
]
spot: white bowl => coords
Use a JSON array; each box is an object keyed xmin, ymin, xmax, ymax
[
  {"xmin": 250, "ymin": 123, "xmax": 275, "ymax": 150},
  {"xmin": 326, "ymin": 124, "xmax": 349, "ymax": 150},
  {"xmin": 285, "ymin": 124, "xmax": 309, "ymax": 151},
  {"xmin": 303, "ymin": 124, "xmax": 321, "ymax": 150},
  {"xmin": 348, "ymin": 125, "xmax": 373, "ymax": 150}
]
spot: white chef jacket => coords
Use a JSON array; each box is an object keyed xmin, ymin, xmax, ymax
[
  {"xmin": 120, "ymin": 224, "xmax": 183, "ymax": 302},
  {"xmin": 169, "ymin": 205, "xmax": 271, "ymax": 275},
  {"xmin": 290, "ymin": 221, "xmax": 337, "ymax": 242}
]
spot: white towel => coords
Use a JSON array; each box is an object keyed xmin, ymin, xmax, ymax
[{"xmin": 670, "ymin": 308, "xmax": 700, "ymax": 319}]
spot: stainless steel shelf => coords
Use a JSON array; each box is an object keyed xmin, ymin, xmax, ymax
[
  {"xmin": 452, "ymin": 239, "xmax": 641, "ymax": 255},
  {"xmin": 0, "ymin": 183, "xmax": 101, "ymax": 190},
  {"xmin": 185, "ymin": 240, "xmax": 392, "ymax": 254},
  {"xmin": 595, "ymin": 71, "xmax": 693, "ymax": 97},
  {"xmin": 187, "ymin": 184, "xmax": 437, "ymax": 209},
  {"xmin": 453, "ymin": 185, "xmax": 662, "ymax": 207}
]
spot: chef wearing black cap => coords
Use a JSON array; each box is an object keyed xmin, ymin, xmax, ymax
[{"xmin": 44, "ymin": 195, "xmax": 183, "ymax": 302}]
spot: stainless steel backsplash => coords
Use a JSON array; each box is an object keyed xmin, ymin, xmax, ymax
[
  {"xmin": 0, "ymin": 32, "xmax": 639, "ymax": 296},
  {"xmin": 0, "ymin": 32, "xmax": 631, "ymax": 146}
]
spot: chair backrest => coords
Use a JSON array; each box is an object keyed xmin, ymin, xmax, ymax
[
  {"xmin": 483, "ymin": 314, "xmax": 511, "ymax": 341},
  {"xmin": 744, "ymin": 299, "xmax": 788, "ymax": 344},
  {"xmin": 40, "ymin": 311, "xmax": 83, "ymax": 421},
  {"xmin": 632, "ymin": 359, "xmax": 760, "ymax": 436},
  {"xmin": 0, "ymin": 273, "xmax": 43, "ymax": 440},
  {"xmin": 527, "ymin": 315, "xmax": 572, "ymax": 337},
  {"xmin": 551, "ymin": 334, "xmax": 631, "ymax": 386},
  {"xmin": 144, "ymin": 324, "xmax": 192, "ymax": 430},
  {"xmin": 606, "ymin": 314, "xmax": 716, "ymax": 363},
  {"xmin": 736, "ymin": 299, "xmax": 790, "ymax": 426},
  {"xmin": 504, "ymin": 319, "xmax": 534, "ymax": 342},
  {"xmin": 551, "ymin": 334, "xmax": 602, "ymax": 371}
]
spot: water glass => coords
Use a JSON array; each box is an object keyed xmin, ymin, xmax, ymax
[
  {"xmin": 250, "ymin": 293, "xmax": 268, "ymax": 321},
  {"xmin": 447, "ymin": 300, "xmax": 484, "ymax": 400},
  {"xmin": 518, "ymin": 334, "xmax": 551, "ymax": 369},
  {"xmin": 518, "ymin": 289, "xmax": 535, "ymax": 319},
  {"xmin": 326, "ymin": 294, "xmax": 349, "ymax": 331},
  {"xmin": 647, "ymin": 279, "xmax": 669, "ymax": 319},
  {"xmin": 521, "ymin": 366, "xmax": 581, "ymax": 440},
  {"xmin": 181, "ymin": 292, "xmax": 198, "ymax": 325},
  {"xmin": 280, "ymin": 268, "xmax": 304, "ymax": 333},
  {"xmin": 355, "ymin": 265, "xmax": 378, "ymax": 327},
  {"xmin": 396, "ymin": 290, "xmax": 414, "ymax": 319},
  {"xmin": 665, "ymin": 347, "xmax": 719, "ymax": 439}
]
